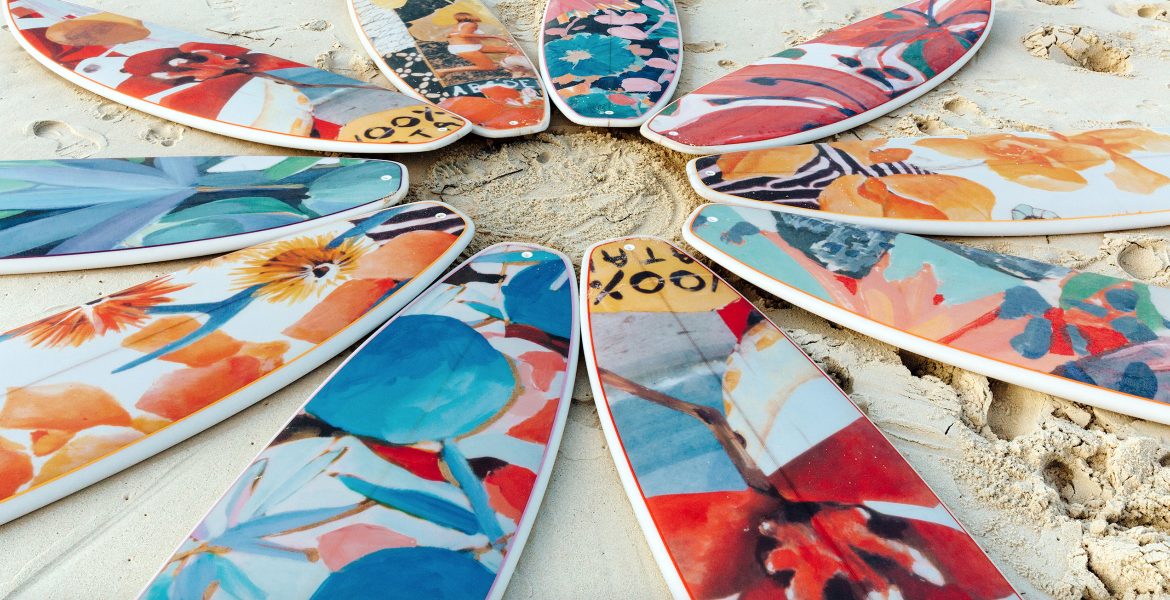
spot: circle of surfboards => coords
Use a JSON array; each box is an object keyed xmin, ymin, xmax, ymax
[
  {"xmin": 138, "ymin": 242, "xmax": 579, "ymax": 600},
  {"xmin": 538, "ymin": 0, "xmax": 683, "ymax": 128},
  {"xmin": 0, "ymin": 202, "xmax": 474, "ymax": 525},
  {"xmin": 0, "ymin": 156, "xmax": 411, "ymax": 274},
  {"xmin": 640, "ymin": 0, "xmax": 995, "ymax": 154},
  {"xmin": 348, "ymin": 0, "xmax": 551, "ymax": 138},
  {"xmin": 4, "ymin": 0, "xmax": 473, "ymax": 152},
  {"xmin": 686, "ymin": 127, "xmax": 1170, "ymax": 236},
  {"xmin": 685, "ymin": 203, "xmax": 1170, "ymax": 426}
]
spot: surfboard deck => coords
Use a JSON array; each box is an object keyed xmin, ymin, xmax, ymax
[
  {"xmin": 641, "ymin": 0, "xmax": 993, "ymax": 154},
  {"xmin": 688, "ymin": 127, "xmax": 1170, "ymax": 236},
  {"xmin": 539, "ymin": 0, "xmax": 681, "ymax": 127},
  {"xmin": 350, "ymin": 0, "xmax": 549, "ymax": 138},
  {"xmin": 685, "ymin": 203, "xmax": 1170, "ymax": 425},
  {"xmin": 5, "ymin": 0, "xmax": 472, "ymax": 153},
  {"xmin": 140, "ymin": 242, "xmax": 578, "ymax": 600},
  {"xmin": 580, "ymin": 237, "xmax": 1017, "ymax": 599},
  {"xmin": 0, "ymin": 156, "xmax": 409, "ymax": 274},
  {"xmin": 0, "ymin": 202, "xmax": 473, "ymax": 525}
]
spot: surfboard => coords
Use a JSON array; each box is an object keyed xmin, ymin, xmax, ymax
[
  {"xmin": 349, "ymin": 0, "xmax": 549, "ymax": 138},
  {"xmin": 539, "ymin": 0, "xmax": 682, "ymax": 127},
  {"xmin": 640, "ymin": 0, "xmax": 994, "ymax": 154},
  {"xmin": 0, "ymin": 202, "xmax": 473, "ymax": 525},
  {"xmin": 5, "ymin": 0, "xmax": 472, "ymax": 153},
  {"xmin": 685, "ymin": 203, "xmax": 1170, "ymax": 425},
  {"xmin": 580, "ymin": 237, "xmax": 1017, "ymax": 599},
  {"xmin": 0, "ymin": 156, "xmax": 410, "ymax": 274},
  {"xmin": 688, "ymin": 127, "xmax": 1170, "ymax": 236},
  {"xmin": 141, "ymin": 242, "xmax": 577, "ymax": 600}
]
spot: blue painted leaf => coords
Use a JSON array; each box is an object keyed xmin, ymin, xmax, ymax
[
  {"xmin": 264, "ymin": 157, "xmax": 326, "ymax": 181},
  {"xmin": 336, "ymin": 474, "xmax": 480, "ymax": 535},
  {"xmin": 221, "ymin": 504, "xmax": 364, "ymax": 540},
  {"xmin": 208, "ymin": 554, "xmax": 266, "ymax": 600},
  {"xmin": 241, "ymin": 448, "xmax": 346, "ymax": 521},
  {"xmin": 304, "ymin": 161, "xmax": 401, "ymax": 214},
  {"xmin": 50, "ymin": 191, "xmax": 195, "ymax": 255},
  {"xmin": 159, "ymin": 197, "xmax": 303, "ymax": 224},
  {"xmin": 143, "ymin": 215, "xmax": 302, "ymax": 246},
  {"xmin": 310, "ymin": 547, "xmax": 494, "ymax": 599},
  {"xmin": 465, "ymin": 301, "xmax": 505, "ymax": 321},
  {"xmin": 504, "ymin": 257, "xmax": 573, "ymax": 339},
  {"xmin": 0, "ymin": 195, "xmax": 167, "ymax": 256},
  {"xmin": 308, "ymin": 314, "xmax": 514, "ymax": 444},
  {"xmin": 169, "ymin": 553, "xmax": 218, "ymax": 600},
  {"xmin": 140, "ymin": 565, "xmax": 176, "ymax": 600}
]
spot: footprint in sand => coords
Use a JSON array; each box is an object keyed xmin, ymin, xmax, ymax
[
  {"xmin": 1114, "ymin": 2, "xmax": 1170, "ymax": 21},
  {"xmin": 1023, "ymin": 25, "xmax": 1133, "ymax": 75},
  {"xmin": 25, "ymin": 120, "xmax": 106, "ymax": 158},
  {"xmin": 141, "ymin": 124, "xmax": 185, "ymax": 147}
]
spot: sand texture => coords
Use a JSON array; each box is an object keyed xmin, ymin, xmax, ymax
[{"xmin": 2, "ymin": 0, "xmax": 1170, "ymax": 597}]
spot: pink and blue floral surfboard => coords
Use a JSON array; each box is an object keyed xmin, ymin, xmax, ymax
[
  {"xmin": 350, "ymin": 0, "xmax": 550, "ymax": 138},
  {"xmin": 688, "ymin": 127, "xmax": 1170, "ymax": 236},
  {"xmin": 581, "ymin": 237, "xmax": 1017, "ymax": 599},
  {"xmin": 141, "ymin": 242, "xmax": 578, "ymax": 599},
  {"xmin": 641, "ymin": 0, "xmax": 993, "ymax": 153},
  {"xmin": 685, "ymin": 203, "xmax": 1170, "ymax": 425},
  {"xmin": 0, "ymin": 156, "xmax": 408, "ymax": 274},
  {"xmin": 4, "ymin": 0, "xmax": 472, "ymax": 152},
  {"xmin": 0, "ymin": 202, "xmax": 473, "ymax": 525},
  {"xmin": 540, "ymin": 0, "xmax": 681, "ymax": 127}
]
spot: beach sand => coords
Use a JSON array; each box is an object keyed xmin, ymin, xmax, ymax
[{"xmin": 2, "ymin": 0, "xmax": 1170, "ymax": 597}]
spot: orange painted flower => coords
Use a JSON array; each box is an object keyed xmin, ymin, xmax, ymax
[
  {"xmin": 918, "ymin": 132, "xmax": 1111, "ymax": 192},
  {"xmin": 4, "ymin": 277, "xmax": 190, "ymax": 348},
  {"xmin": 1057, "ymin": 128, "xmax": 1170, "ymax": 194},
  {"xmin": 819, "ymin": 173, "xmax": 995, "ymax": 220},
  {"xmin": 232, "ymin": 235, "xmax": 370, "ymax": 304}
]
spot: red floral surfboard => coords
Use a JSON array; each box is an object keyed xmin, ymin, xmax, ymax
[
  {"xmin": 580, "ymin": 237, "xmax": 1018, "ymax": 599},
  {"xmin": 641, "ymin": 0, "xmax": 994, "ymax": 154},
  {"xmin": 4, "ymin": 0, "xmax": 472, "ymax": 152}
]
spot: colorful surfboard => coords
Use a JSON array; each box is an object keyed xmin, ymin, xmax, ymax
[
  {"xmin": 350, "ymin": 0, "xmax": 549, "ymax": 138},
  {"xmin": 641, "ymin": 0, "xmax": 994, "ymax": 154},
  {"xmin": 0, "ymin": 156, "xmax": 410, "ymax": 274},
  {"xmin": 685, "ymin": 203, "xmax": 1170, "ymax": 425},
  {"xmin": 142, "ymin": 242, "xmax": 577, "ymax": 599},
  {"xmin": 5, "ymin": 0, "xmax": 471, "ymax": 152},
  {"xmin": 0, "ymin": 202, "xmax": 473, "ymax": 525},
  {"xmin": 580, "ymin": 237, "xmax": 1017, "ymax": 599},
  {"xmin": 539, "ymin": 0, "xmax": 681, "ymax": 127},
  {"xmin": 688, "ymin": 127, "xmax": 1170, "ymax": 236}
]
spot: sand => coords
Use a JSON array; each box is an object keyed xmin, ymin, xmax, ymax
[{"xmin": 1, "ymin": 0, "xmax": 1170, "ymax": 597}]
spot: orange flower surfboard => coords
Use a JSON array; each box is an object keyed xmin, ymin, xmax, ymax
[
  {"xmin": 4, "ymin": 0, "xmax": 472, "ymax": 152},
  {"xmin": 688, "ymin": 127, "xmax": 1170, "ymax": 236},
  {"xmin": 350, "ymin": 0, "xmax": 550, "ymax": 138},
  {"xmin": 580, "ymin": 237, "xmax": 1018, "ymax": 599},
  {"xmin": 0, "ymin": 202, "xmax": 473, "ymax": 524}
]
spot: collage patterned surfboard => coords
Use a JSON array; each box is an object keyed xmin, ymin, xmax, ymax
[
  {"xmin": 350, "ymin": 0, "xmax": 549, "ymax": 137},
  {"xmin": 5, "ymin": 0, "xmax": 471, "ymax": 152},
  {"xmin": 0, "ymin": 202, "xmax": 473, "ymax": 525},
  {"xmin": 540, "ymin": 0, "xmax": 681, "ymax": 127},
  {"xmin": 581, "ymin": 237, "xmax": 1017, "ymax": 599},
  {"xmin": 142, "ymin": 243, "xmax": 578, "ymax": 599},
  {"xmin": 641, "ymin": 0, "xmax": 994, "ymax": 153},
  {"xmin": 688, "ymin": 127, "xmax": 1170, "ymax": 236},
  {"xmin": 0, "ymin": 156, "xmax": 409, "ymax": 274},
  {"xmin": 685, "ymin": 203, "xmax": 1170, "ymax": 424}
]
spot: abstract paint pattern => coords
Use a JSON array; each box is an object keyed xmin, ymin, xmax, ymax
[
  {"xmin": 0, "ymin": 203, "xmax": 472, "ymax": 523},
  {"xmin": 582, "ymin": 238, "xmax": 1016, "ymax": 599},
  {"xmin": 0, "ymin": 156, "xmax": 407, "ymax": 273},
  {"xmin": 642, "ymin": 0, "xmax": 993, "ymax": 153},
  {"xmin": 540, "ymin": 0, "xmax": 680, "ymax": 126},
  {"xmin": 687, "ymin": 203, "xmax": 1170, "ymax": 420},
  {"xmin": 6, "ymin": 0, "xmax": 470, "ymax": 151},
  {"xmin": 143, "ymin": 243, "xmax": 577, "ymax": 599},
  {"xmin": 690, "ymin": 127, "xmax": 1170, "ymax": 235},
  {"xmin": 351, "ymin": 0, "xmax": 547, "ymax": 137}
]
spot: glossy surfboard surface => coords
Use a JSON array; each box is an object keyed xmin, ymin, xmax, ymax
[
  {"xmin": 0, "ymin": 202, "xmax": 473, "ymax": 525},
  {"xmin": 685, "ymin": 203, "xmax": 1170, "ymax": 425},
  {"xmin": 5, "ymin": 0, "xmax": 471, "ymax": 152},
  {"xmin": 0, "ymin": 156, "xmax": 409, "ymax": 274},
  {"xmin": 539, "ymin": 0, "xmax": 681, "ymax": 127},
  {"xmin": 141, "ymin": 243, "xmax": 577, "ymax": 599},
  {"xmin": 641, "ymin": 0, "xmax": 993, "ymax": 154},
  {"xmin": 688, "ymin": 127, "xmax": 1170, "ymax": 236},
  {"xmin": 350, "ymin": 0, "xmax": 549, "ymax": 138},
  {"xmin": 580, "ymin": 237, "xmax": 1017, "ymax": 599}
]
